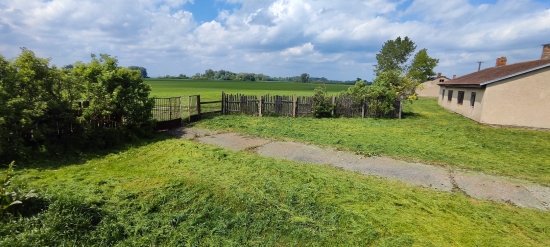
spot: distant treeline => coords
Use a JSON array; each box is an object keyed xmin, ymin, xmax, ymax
[{"xmin": 156, "ymin": 69, "xmax": 358, "ymax": 84}]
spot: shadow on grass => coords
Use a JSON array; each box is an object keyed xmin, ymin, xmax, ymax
[
  {"xmin": 13, "ymin": 132, "xmax": 177, "ymax": 171},
  {"xmin": 400, "ymin": 111, "xmax": 422, "ymax": 119}
]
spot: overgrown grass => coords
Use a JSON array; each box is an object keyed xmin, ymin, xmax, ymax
[
  {"xmin": 195, "ymin": 98, "xmax": 550, "ymax": 185},
  {"xmin": 145, "ymin": 79, "xmax": 351, "ymax": 100},
  {"xmin": 2, "ymin": 136, "xmax": 550, "ymax": 246}
]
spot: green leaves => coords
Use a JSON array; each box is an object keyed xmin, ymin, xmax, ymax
[
  {"xmin": 312, "ymin": 86, "xmax": 334, "ymax": 118},
  {"xmin": 0, "ymin": 49, "xmax": 154, "ymax": 161},
  {"xmin": 374, "ymin": 36, "xmax": 417, "ymax": 76},
  {"xmin": 372, "ymin": 37, "xmax": 438, "ymax": 105},
  {"xmin": 408, "ymin": 48, "xmax": 439, "ymax": 83}
]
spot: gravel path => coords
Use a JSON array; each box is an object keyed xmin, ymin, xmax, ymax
[{"xmin": 170, "ymin": 127, "xmax": 550, "ymax": 211}]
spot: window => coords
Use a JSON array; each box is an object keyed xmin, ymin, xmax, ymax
[
  {"xmin": 457, "ymin": 91, "xmax": 465, "ymax": 104},
  {"xmin": 470, "ymin": 92, "xmax": 476, "ymax": 107},
  {"xmin": 439, "ymin": 79, "xmax": 445, "ymax": 82},
  {"xmin": 442, "ymin": 89, "xmax": 445, "ymax": 100},
  {"xmin": 448, "ymin": 90, "xmax": 453, "ymax": 101}
]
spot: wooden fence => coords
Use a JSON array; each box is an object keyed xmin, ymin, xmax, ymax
[
  {"xmin": 222, "ymin": 92, "xmax": 401, "ymax": 119},
  {"xmin": 85, "ymin": 92, "xmax": 402, "ymax": 132}
]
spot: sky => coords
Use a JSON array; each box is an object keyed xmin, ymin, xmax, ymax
[{"xmin": 1, "ymin": 0, "xmax": 550, "ymax": 81}]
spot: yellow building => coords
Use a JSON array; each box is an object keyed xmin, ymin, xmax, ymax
[
  {"xmin": 417, "ymin": 73, "xmax": 453, "ymax": 98},
  {"xmin": 438, "ymin": 45, "xmax": 550, "ymax": 130}
]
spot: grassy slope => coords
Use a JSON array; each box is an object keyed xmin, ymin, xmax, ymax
[
  {"xmin": 3, "ymin": 137, "xmax": 550, "ymax": 246},
  {"xmin": 194, "ymin": 98, "xmax": 550, "ymax": 185},
  {"xmin": 145, "ymin": 79, "xmax": 351, "ymax": 100}
]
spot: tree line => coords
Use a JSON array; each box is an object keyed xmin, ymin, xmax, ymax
[
  {"xmin": 157, "ymin": 70, "xmax": 355, "ymax": 84},
  {"xmin": 0, "ymin": 49, "xmax": 154, "ymax": 162}
]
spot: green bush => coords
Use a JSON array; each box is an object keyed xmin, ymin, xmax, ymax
[
  {"xmin": 72, "ymin": 54, "xmax": 154, "ymax": 145},
  {"xmin": 0, "ymin": 49, "xmax": 154, "ymax": 162},
  {"xmin": 312, "ymin": 86, "xmax": 334, "ymax": 118}
]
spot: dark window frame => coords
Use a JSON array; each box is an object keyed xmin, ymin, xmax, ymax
[
  {"xmin": 442, "ymin": 89, "xmax": 445, "ymax": 100},
  {"xmin": 448, "ymin": 90, "xmax": 453, "ymax": 101},
  {"xmin": 470, "ymin": 92, "xmax": 476, "ymax": 107},
  {"xmin": 457, "ymin": 91, "xmax": 465, "ymax": 105}
]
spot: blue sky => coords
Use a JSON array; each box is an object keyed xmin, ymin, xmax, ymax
[
  {"xmin": 1, "ymin": 0, "xmax": 550, "ymax": 81},
  {"xmin": 183, "ymin": 1, "xmax": 242, "ymax": 23}
]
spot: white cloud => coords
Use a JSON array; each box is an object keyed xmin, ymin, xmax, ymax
[
  {"xmin": 281, "ymin": 43, "xmax": 314, "ymax": 56},
  {"xmin": 0, "ymin": 0, "xmax": 549, "ymax": 80}
]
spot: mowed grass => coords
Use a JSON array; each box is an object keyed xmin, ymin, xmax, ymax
[
  {"xmin": 3, "ymin": 137, "xmax": 550, "ymax": 246},
  {"xmin": 145, "ymin": 79, "xmax": 352, "ymax": 100},
  {"xmin": 195, "ymin": 98, "xmax": 550, "ymax": 186}
]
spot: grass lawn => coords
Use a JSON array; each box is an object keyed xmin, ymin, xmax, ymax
[
  {"xmin": 3, "ymin": 136, "xmax": 550, "ymax": 246},
  {"xmin": 145, "ymin": 79, "xmax": 351, "ymax": 100},
  {"xmin": 194, "ymin": 98, "xmax": 550, "ymax": 186}
]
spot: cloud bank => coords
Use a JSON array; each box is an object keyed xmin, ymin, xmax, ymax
[{"xmin": 1, "ymin": 0, "xmax": 549, "ymax": 80}]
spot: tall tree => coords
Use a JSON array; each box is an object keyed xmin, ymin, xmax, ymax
[
  {"xmin": 300, "ymin": 73, "xmax": 310, "ymax": 83},
  {"xmin": 408, "ymin": 48, "xmax": 439, "ymax": 83},
  {"xmin": 374, "ymin": 36, "xmax": 416, "ymax": 76}
]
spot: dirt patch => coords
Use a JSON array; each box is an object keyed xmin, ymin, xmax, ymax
[
  {"xmin": 197, "ymin": 133, "xmax": 270, "ymax": 151},
  {"xmin": 168, "ymin": 127, "xmax": 221, "ymax": 140}
]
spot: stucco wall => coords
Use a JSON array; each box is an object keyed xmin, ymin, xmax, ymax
[
  {"xmin": 418, "ymin": 78, "xmax": 449, "ymax": 97},
  {"xmin": 438, "ymin": 86, "xmax": 485, "ymax": 122},
  {"xmin": 480, "ymin": 67, "xmax": 550, "ymax": 129}
]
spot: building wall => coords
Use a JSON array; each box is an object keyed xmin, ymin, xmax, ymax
[
  {"xmin": 480, "ymin": 67, "xmax": 550, "ymax": 129},
  {"xmin": 418, "ymin": 77, "xmax": 450, "ymax": 97},
  {"xmin": 438, "ymin": 86, "xmax": 485, "ymax": 122}
]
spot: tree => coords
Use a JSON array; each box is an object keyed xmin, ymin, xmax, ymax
[
  {"xmin": 300, "ymin": 73, "xmax": 309, "ymax": 83},
  {"xmin": 374, "ymin": 36, "xmax": 416, "ymax": 76},
  {"xmin": 372, "ymin": 37, "xmax": 439, "ymax": 103},
  {"xmin": 204, "ymin": 69, "xmax": 215, "ymax": 79},
  {"xmin": 128, "ymin": 66, "xmax": 148, "ymax": 78},
  {"xmin": 408, "ymin": 48, "xmax": 439, "ymax": 83}
]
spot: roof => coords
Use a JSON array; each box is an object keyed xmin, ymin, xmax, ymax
[
  {"xmin": 438, "ymin": 59, "xmax": 550, "ymax": 87},
  {"xmin": 427, "ymin": 76, "xmax": 450, "ymax": 81}
]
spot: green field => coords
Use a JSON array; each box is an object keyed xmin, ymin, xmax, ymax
[
  {"xmin": 145, "ymin": 79, "xmax": 352, "ymax": 100},
  {"xmin": 3, "ymin": 137, "xmax": 550, "ymax": 246}
]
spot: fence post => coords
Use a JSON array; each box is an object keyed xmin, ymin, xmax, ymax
[
  {"xmin": 293, "ymin": 94, "xmax": 297, "ymax": 118},
  {"xmin": 197, "ymin": 95, "xmax": 201, "ymax": 119},
  {"xmin": 221, "ymin": 92, "xmax": 225, "ymax": 115},
  {"xmin": 259, "ymin": 95, "xmax": 263, "ymax": 117},
  {"xmin": 331, "ymin": 96, "xmax": 335, "ymax": 116}
]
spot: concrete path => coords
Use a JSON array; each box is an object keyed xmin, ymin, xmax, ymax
[{"xmin": 170, "ymin": 127, "xmax": 550, "ymax": 211}]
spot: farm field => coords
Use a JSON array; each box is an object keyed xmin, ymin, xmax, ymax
[
  {"xmin": 194, "ymin": 98, "xmax": 550, "ymax": 186},
  {"xmin": 3, "ymin": 137, "xmax": 550, "ymax": 246},
  {"xmin": 145, "ymin": 79, "xmax": 352, "ymax": 100}
]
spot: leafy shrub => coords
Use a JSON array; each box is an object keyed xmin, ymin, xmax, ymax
[
  {"xmin": 312, "ymin": 86, "xmax": 334, "ymax": 118},
  {"xmin": 73, "ymin": 54, "xmax": 155, "ymax": 144},
  {"xmin": 1, "ymin": 162, "xmax": 45, "ymax": 218},
  {"xmin": 0, "ymin": 49, "xmax": 154, "ymax": 161}
]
